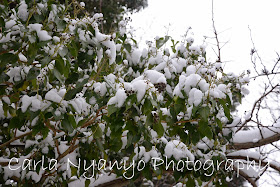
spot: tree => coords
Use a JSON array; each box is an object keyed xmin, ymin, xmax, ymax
[
  {"xmin": 81, "ymin": 0, "xmax": 148, "ymax": 33},
  {"xmin": 0, "ymin": 0, "xmax": 279, "ymax": 186}
]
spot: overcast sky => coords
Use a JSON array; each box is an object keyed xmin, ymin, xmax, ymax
[{"xmin": 130, "ymin": 0, "xmax": 280, "ymax": 73}]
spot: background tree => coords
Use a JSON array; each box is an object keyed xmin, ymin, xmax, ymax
[{"xmin": 81, "ymin": 0, "xmax": 148, "ymax": 33}]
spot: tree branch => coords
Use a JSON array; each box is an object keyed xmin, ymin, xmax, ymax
[
  {"xmin": 0, "ymin": 131, "xmax": 32, "ymax": 150},
  {"xmin": 229, "ymin": 132, "xmax": 280, "ymax": 150}
]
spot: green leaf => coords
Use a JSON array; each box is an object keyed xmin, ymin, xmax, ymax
[
  {"xmin": 61, "ymin": 115, "xmax": 74, "ymax": 133},
  {"xmin": 219, "ymin": 99, "xmax": 231, "ymax": 120},
  {"xmin": 143, "ymin": 99, "xmax": 153, "ymax": 115},
  {"xmin": 68, "ymin": 114, "xmax": 76, "ymax": 129},
  {"xmin": 41, "ymin": 126, "xmax": 50, "ymax": 139},
  {"xmin": 92, "ymin": 125, "xmax": 103, "ymax": 138},
  {"xmin": 198, "ymin": 120, "xmax": 213, "ymax": 139},
  {"xmin": 55, "ymin": 18, "xmax": 67, "ymax": 30},
  {"xmin": 125, "ymin": 94, "xmax": 137, "ymax": 111},
  {"xmin": 53, "ymin": 69, "xmax": 64, "ymax": 84},
  {"xmin": 27, "ymin": 67, "xmax": 40, "ymax": 80},
  {"xmin": 10, "ymin": 117, "xmax": 22, "ymax": 129},
  {"xmin": 146, "ymin": 113, "xmax": 153, "ymax": 127},
  {"xmin": 0, "ymin": 17, "xmax": 4, "ymax": 28},
  {"xmin": 124, "ymin": 43, "xmax": 131, "ymax": 53},
  {"xmin": 64, "ymin": 79, "xmax": 88, "ymax": 100},
  {"xmin": 153, "ymin": 122, "xmax": 164, "ymax": 137},
  {"xmin": 0, "ymin": 53, "xmax": 18, "ymax": 66},
  {"xmin": 156, "ymin": 36, "xmax": 170, "ymax": 49},
  {"xmin": 69, "ymin": 41, "xmax": 78, "ymax": 58},
  {"xmin": 55, "ymin": 56, "xmax": 65, "ymax": 75},
  {"xmin": 107, "ymin": 104, "xmax": 118, "ymax": 116},
  {"xmin": 96, "ymin": 138, "xmax": 104, "ymax": 151},
  {"xmin": 199, "ymin": 106, "xmax": 210, "ymax": 121},
  {"xmin": 216, "ymin": 118, "xmax": 223, "ymax": 129},
  {"xmin": 0, "ymin": 72, "xmax": 9, "ymax": 83}
]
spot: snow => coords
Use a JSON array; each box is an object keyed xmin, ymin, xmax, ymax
[
  {"xmin": 144, "ymin": 70, "xmax": 166, "ymax": 84},
  {"xmin": 188, "ymin": 88, "xmax": 203, "ymax": 106},
  {"xmin": 232, "ymin": 121, "xmax": 280, "ymax": 144},
  {"xmin": 69, "ymin": 97, "xmax": 91, "ymax": 115},
  {"xmin": 5, "ymin": 20, "xmax": 17, "ymax": 29},
  {"xmin": 18, "ymin": 1, "xmax": 29, "ymax": 21},
  {"xmin": 28, "ymin": 23, "xmax": 52, "ymax": 41},
  {"xmin": 164, "ymin": 140, "xmax": 194, "ymax": 161},
  {"xmin": 131, "ymin": 80, "xmax": 148, "ymax": 102},
  {"xmin": 45, "ymin": 89, "xmax": 63, "ymax": 103},
  {"xmin": 21, "ymin": 95, "xmax": 32, "ymax": 112},
  {"xmin": 94, "ymin": 28, "xmax": 116, "ymax": 65},
  {"xmin": 19, "ymin": 53, "xmax": 28, "ymax": 62}
]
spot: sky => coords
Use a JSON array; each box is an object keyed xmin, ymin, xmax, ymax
[
  {"xmin": 129, "ymin": 1, "xmax": 280, "ymax": 186},
  {"xmin": 130, "ymin": 0, "xmax": 280, "ymax": 73}
]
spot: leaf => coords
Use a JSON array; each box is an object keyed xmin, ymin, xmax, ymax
[
  {"xmin": 143, "ymin": 99, "xmax": 153, "ymax": 115},
  {"xmin": 55, "ymin": 18, "xmax": 67, "ymax": 30},
  {"xmin": 55, "ymin": 56, "xmax": 65, "ymax": 75},
  {"xmin": 198, "ymin": 120, "xmax": 213, "ymax": 139},
  {"xmin": 69, "ymin": 41, "xmax": 78, "ymax": 58},
  {"xmin": 92, "ymin": 125, "xmax": 103, "ymax": 138},
  {"xmin": 153, "ymin": 122, "xmax": 164, "ymax": 137},
  {"xmin": 216, "ymin": 118, "xmax": 223, "ymax": 129},
  {"xmin": 156, "ymin": 36, "xmax": 170, "ymax": 49},
  {"xmin": 146, "ymin": 113, "xmax": 153, "ymax": 127},
  {"xmin": 219, "ymin": 99, "xmax": 231, "ymax": 120},
  {"xmin": 41, "ymin": 126, "xmax": 50, "ymax": 139},
  {"xmin": 0, "ymin": 72, "xmax": 9, "ymax": 83},
  {"xmin": 96, "ymin": 138, "xmax": 104, "ymax": 151},
  {"xmin": 199, "ymin": 106, "xmax": 210, "ymax": 122},
  {"xmin": 53, "ymin": 69, "xmax": 64, "ymax": 84},
  {"xmin": 64, "ymin": 79, "xmax": 88, "ymax": 100},
  {"xmin": 68, "ymin": 114, "xmax": 76, "ymax": 129},
  {"xmin": 125, "ymin": 94, "xmax": 137, "ymax": 111},
  {"xmin": 0, "ymin": 53, "xmax": 18, "ymax": 66},
  {"xmin": 27, "ymin": 67, "xmax": 40, "ymax": 80},
  {"xmin": 0, "ymin": 17, "xmax": 4, "ymax": 28},
  {"xmin": 107, "ymin": 104, "xmax": 118, "ymax": 116},
  {"xmin": 10, "ymin": 117, "xmax": 22, "ymax": 129},
  {"xmin": 61, "ymin": 115, "xmax": 74, "ymax": 133},
  {"xmin": 124, "ymin": 43, "xmax": 131, "ymax": 53}
]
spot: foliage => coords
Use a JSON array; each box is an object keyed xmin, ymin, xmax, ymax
[
  {"xmin": 0, "ymin": 0, "xmax": 253, "ymax": 186},
  {"xmin": 81, "ymin": 0, "xmax": 148, "ymax": 34}
]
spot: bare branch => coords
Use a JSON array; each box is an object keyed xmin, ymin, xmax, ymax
[{"xmin": 229, "ymin": 133, "xmax": 280, "ymax": 150}]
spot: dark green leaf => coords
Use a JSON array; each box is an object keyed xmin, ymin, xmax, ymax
[
  {"xmin": 198, "ymin": 120, "xmax": 213, "ymax": 139},
  {"xmin": 61, "ymin": 115, "xmax": 74, "ymax": 133},
  {"xmin": 0, "ymin": 53, "xmax": 18, "ymax": 66},
  {"xmin": 10, "ymin": 117, "xmax": 22, "ymax": 129},
  {"xmin": 55, "ymin": 56, "xmax": 65, "ymax": 75},
  {"xmin": 0, "ymin": 17, "xmax": 4, "ymax": 28},
  {"xmin": 143, "ymin": 99, "xmax": 153, "ymax": 115},
  {"xmin": 27, "ymin": 67, "xmax": 40, "ymax": 80},
  {"xmin": 199, "ymin": 106, "xmax": 210, "ymax": 122},
  {"xmin": 153, "ymin": 122, "xmax": 164, "ymax": 137},
  {"xmin": 124, "ymin": 43, "xmax": 131, "ymax": 53}
]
